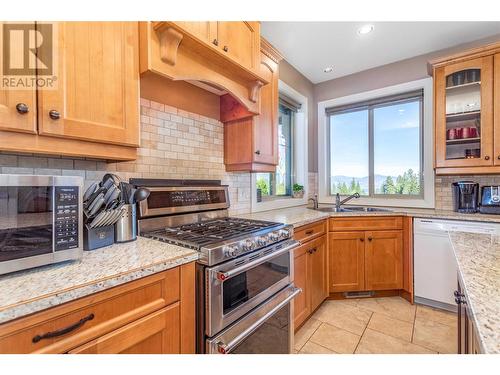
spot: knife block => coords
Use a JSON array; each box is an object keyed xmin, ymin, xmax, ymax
[{"xmin": 84, "ymin": 224, "xmax": 115, "ymax": 251}]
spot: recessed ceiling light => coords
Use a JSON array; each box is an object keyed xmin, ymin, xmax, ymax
[
  {"xmin": 324, "ymin": 66, "xmax": 334, "ymax": 73},
  {"xmin": 358, "ymin": 24, "xmax": 374, "ymax": 35}
]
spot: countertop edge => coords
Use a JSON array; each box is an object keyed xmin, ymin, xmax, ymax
[{"xmin": 0, "ymin": 252, "xmax": 198, "ymax": 325}]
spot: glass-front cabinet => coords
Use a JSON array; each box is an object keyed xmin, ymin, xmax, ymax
[{"xmin": 435, "ymin": 56, "xmax": 494, "ymax": 169}]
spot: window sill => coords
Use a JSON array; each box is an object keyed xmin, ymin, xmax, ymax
[
  {"xmin": 319, "ymin": 195, "xmax": 435, "ymax": 209},
  {"xmin": 252, "ymin": 195, "xmax": 308, "ymax": 213}
]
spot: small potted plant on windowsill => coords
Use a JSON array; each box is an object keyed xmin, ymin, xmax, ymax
[{"xmin": 292, "ymin": 184, "xmax": 304, "ymax": 199}]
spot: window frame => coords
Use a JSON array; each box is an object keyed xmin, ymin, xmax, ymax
[
  {"xmin": 251, "ymin": 80, "xmax": 309, "ymax": 213},
  {"xmin": 318, "ymin": 78, "xmax": 435, "ymax": 209},
  {"xmin": 327, "ymin": 95, "xmax": 424, "ymax": 199}
]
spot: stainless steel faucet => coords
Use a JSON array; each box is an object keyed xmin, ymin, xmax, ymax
[
  {"xmin": 308, "ymin": 194, "xmax": 319, "ymax": 209},
  {"xmin": 335, "ymin": 192, "xmax": 360, "ymax": 210}
]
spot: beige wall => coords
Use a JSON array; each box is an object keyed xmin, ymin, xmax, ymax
[
  {"xmin": 311, "ymin": 33, "xmax": 500, "ymax": 173},
  {"xmin": 279, "ymin": 60, "xmax": 316, "ymax": 172}
]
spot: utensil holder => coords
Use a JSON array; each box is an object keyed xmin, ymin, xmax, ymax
[{"xmin": 115, "ymin": 204, "xmax": 137, "ymax": 243}]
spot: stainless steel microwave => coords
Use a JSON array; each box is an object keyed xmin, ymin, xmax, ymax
[{"xmin": 0, "ymin": 175, "xmax": 83, "ymax": 275}]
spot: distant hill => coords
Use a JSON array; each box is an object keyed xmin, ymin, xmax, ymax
[{"xmin": 331, "ymin": 175, "xmax": 396, "ymax": 192}]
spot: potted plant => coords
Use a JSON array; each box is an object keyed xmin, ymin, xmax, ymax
[{"xmin": 292, "ymin": 183, "xmax": 304, "ymax": 198}]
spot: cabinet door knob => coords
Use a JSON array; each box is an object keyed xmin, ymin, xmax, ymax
[
  {"xmin": 212, "ymin": 39, "xmax": 218, "ymax": 46},
  {"xmin": 49, "ymin": 110, "xmax": 60, "ymax": 120},
  {"xmin": 485, "ymin": 155, "xmax": 490, "ymax": 160},
  {"xmin": 223, "ymin": 45, "xmax": 229, "ymax": 52},
  {"xmin": 254, "ymin": 150, "xmax": 261, "ymax": 155},
  {"xmin": 360, "ymin": 238, "xmax": 364, "ymax": 242},
  {"xmin": 497, "ymin": 155, "xmax": 500, "ymax": 160},
  {"xmin": 367, "ymin": 236, "xmax": 373, "ymax": 241},
  {"xmin": 16, "ymin": 103, "xmax": 29, "ymax": 114}
]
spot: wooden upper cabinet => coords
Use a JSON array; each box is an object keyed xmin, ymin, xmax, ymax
[
  {"xmin": 37, "ymin": 22, "xmax": 140, "ymax": 147},
  {"xmin": 329, "ymin": 232, "xmax": 365, "ymax": 293},
  {"xmin": 434, "ymin": 56, "xmax": 494, "ymax": 169},
  {"xmin": 217, "ymin": 22, "xmax": 260, "ymax": 71},
  {"xmin": 172, "ymin": 21, "xmax": 217, "ymax": 45},
  {"xmin": 0, "ymin": 22, "xmax": 37, "ymax": 134},
  {"xmin": 0, "ymin": 88, "xmax": 37, "ymax": 134},
  {"xmin": 253, "ymin": 51, "xmax": 278, "ymax": 166},
  {"xmin": 223, "ymin": 39, "xmax": 282, "ymax": 172},
  {"xmin": 494, "ymin": 53, "xmax": 500, "ymax": 165},
  {"xmin": 364, "ymin": 231, "xmax": 403, "ymax": 291}
]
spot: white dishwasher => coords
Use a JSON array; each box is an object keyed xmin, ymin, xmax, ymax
[{"xmin": 413, "ymin": 218, "xmax": 499, "ymax": 311}]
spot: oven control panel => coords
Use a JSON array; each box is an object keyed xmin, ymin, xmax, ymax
[{"xmin": 54, "ymin": 186, "xmax": 79, "ymax": 251}]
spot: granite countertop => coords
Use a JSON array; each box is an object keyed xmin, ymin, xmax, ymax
[
  {"xmin": 0, "ymin": 237, "xmax": 199, "ymax": 324},
  {"xmin": 448, "ymin": 232, "xmax": 500, "ymax": 354},
  {"xmin": 236, "ymin": 205, "xmax": 500, "ymax": 228}
]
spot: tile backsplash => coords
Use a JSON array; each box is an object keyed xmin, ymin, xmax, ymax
[
  {"xmin": 0, "ymin": 98, "xmax": 251, "ymax": 215},
  {"xmin": 435, "ymin": 174, "xmax": 500, "ymax": 210}
]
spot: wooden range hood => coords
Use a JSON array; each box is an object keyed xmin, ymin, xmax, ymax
[{"xmin": 139, "ymin": 21, "xmax": 268, "ymax": 116}]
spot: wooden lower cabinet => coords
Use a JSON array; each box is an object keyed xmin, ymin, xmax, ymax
[
  {"xmin": 364, "ymin": 231, "xmax": 403, "ymax": 290},
  {"xmin": 329, "ymin": 217, "xmax": 405, "ymax": 294},
  {"xmin": 0, "ymin": 262, "xmax": 195, "ymax": 354},
  {"xmin": 329, "ymin": 232, "xmax": 365, "ymax": 292},
  {"xmin": 293, "ymin": 230, "xmax": 328, "ymax": 330},
  {"xmin": 69, "ymin": 304, "xmax": 179, "ymax": 354}
]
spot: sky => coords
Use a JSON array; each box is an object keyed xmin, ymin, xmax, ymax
[{"xmin": 330, "ymin": 100, "xmax": 420, "ymax": 178}]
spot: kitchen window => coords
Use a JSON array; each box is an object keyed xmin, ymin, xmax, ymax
[
  {"xmin": 252, "ymin": 81, "xmax": 309, "ymax": 212},
  {"xmin": 256, "ymin": 100, "xmax": 296, "ymax": 199},
  {"xmin": 318, "ymin": 78, "xmax": 434, "ymax": 208}
]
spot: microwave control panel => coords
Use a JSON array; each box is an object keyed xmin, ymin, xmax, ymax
[{"xmin": 54, "ymin": 186, "xmax": 79, "ymax": 251}]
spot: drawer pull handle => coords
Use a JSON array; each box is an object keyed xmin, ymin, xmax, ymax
[
  {"xmin": 305, "ymin": 230, "xmax": 314, "ymax": 235},
  {"xmin": 32, "ymin": 313, "xmax": 95, "ymax": 343}
]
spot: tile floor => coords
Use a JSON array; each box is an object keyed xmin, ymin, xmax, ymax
[{"xmin": 294, "ymin": 297, "xmax": 457, "ymax": 354}]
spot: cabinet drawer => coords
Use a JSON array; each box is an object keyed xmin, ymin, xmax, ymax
[
  {"xmin": 69, "ymin": 303, "xmax": 180, "ymax": 354},
  {"xmin": 294, "ymin": 220, "xmax": 326, "ymax": 243},
  {"xmin": 0, "ymin": 268, "xmax": 180, "ymax": 354},
  {"xmin": 329, "ymin": 216, "xmax": 403, "ymax": 231}
]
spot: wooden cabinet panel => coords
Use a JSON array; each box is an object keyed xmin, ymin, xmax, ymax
[
  {"xmin": 309, "ymin": 236, "xmax": 328, "ymax": 312},
  {"xmin": 329, "ymin": 232, "xmax": 365, "ymax": 293},
  {"xmin": 69, "ymin": 304, "xmax": 180, "ymax": 354},
  {"xmin": 38, "ymin": 22, "xmax": 139, "ymax": 147},
  {"xmin": 0, "ymin": 22, "xmax": 37, "ymax": 134},
  {"xmin": 0, "ymin": 263, "xmax": 195, "ymax": 354},
  {"xmin": 294, "ymin": 220, "xmax": 326, "ymax": 244},
  {"xmin": 329, "ymin": 216, "xmax": 403, "ymax": 232},
  {"xmin": 434, "ymin": 56, "xmax": 494, "ymax": 169},
  {"xmin": 364, "ymin": 231, "xmax": 403, "ymax": 290},
  {"xmin": 172, "ymin": 21, "xmax": 217, "ymax": 45},
  {"xmin": 252, "ymin": 51, "xmax": 278, "ymax": 165},
  {"xmin": 217, "ymin": 22, "xmax": 259, "ymax": 71},
  {"xmin": 494, "ymin": 53, "xmax": 500, "ymax": 165},
  {"xmin": 222, "ymin": 38, "xmax": 282, "ymax": 172},
  {"xmin": 293, "ymin": 243, "xmax": 310, "ymax": 329}
]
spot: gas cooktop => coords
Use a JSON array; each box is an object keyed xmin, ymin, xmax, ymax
[{"xmin": 141, "ymin": 217, "xmax": 293, "ymax": 266}]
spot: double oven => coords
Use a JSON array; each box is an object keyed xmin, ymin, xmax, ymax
[
  {"xmin": 134, "ymin": 178, "xmax": 301, "ymax": 354},
  {"xmin": 200, "ymin": 238, "xmax": 300, "ymax": 354}
]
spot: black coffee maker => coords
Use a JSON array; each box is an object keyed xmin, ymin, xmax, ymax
[{"xmin": 452, "ymin": 181, "xmax": 479, "ymax": 213}]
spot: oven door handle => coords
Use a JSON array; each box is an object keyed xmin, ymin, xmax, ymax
[
  {"xmin": 216, "ymin": 287, "xmax": 301, "ymax": 354},
  {"xmin": 215, "ymin": 241, "xmax": 300, "ymax": 281}
]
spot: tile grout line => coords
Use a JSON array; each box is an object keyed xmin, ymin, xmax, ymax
[
  {"xmin": 353, "ymin": 311, "xmax": 373, "ymax": 354},
  {"xmin": 295, "ymin": 320, "xmax": 323, "ymax": 352}
]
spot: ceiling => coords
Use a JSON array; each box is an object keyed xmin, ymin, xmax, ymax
[{"xmin": 261, "ymin": 22, "xmax": 500, "ymax": 84}]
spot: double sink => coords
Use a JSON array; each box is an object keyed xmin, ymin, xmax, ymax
[{"xmin": 308, "ymin": 206, "xmax": 393, "ymax": 213}]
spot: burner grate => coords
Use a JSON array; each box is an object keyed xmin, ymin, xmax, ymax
[{"xmin": 143, "ymin": 217, "xmax": 281, "ymax": 248}]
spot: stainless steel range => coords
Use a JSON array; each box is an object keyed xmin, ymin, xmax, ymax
[{"xmin": 131, "ymin": 178, "xmax": 301, "ymax": 354}]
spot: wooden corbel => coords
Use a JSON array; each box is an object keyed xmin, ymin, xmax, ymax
[
  {"xmin": 155, "ymin": 25, "xmax": 183, "ymax": 66},
  {"xmin": 249, "ymin": 80, "xmax": 264, "ymax": 103}
]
